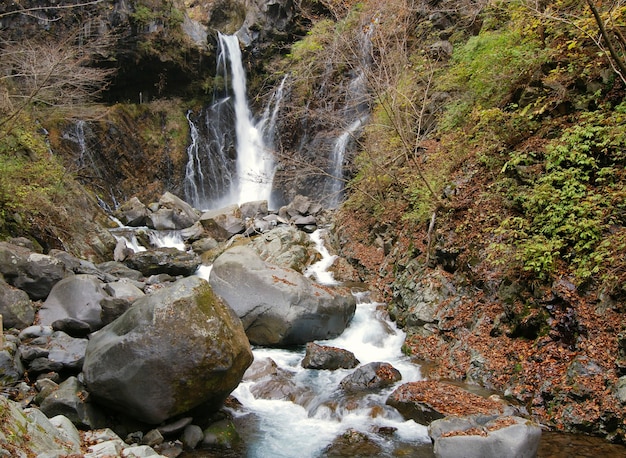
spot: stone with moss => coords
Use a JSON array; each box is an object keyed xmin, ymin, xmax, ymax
[{"xmin": 82, "ymin": 276, "xmax": 253, "ymax": 424}]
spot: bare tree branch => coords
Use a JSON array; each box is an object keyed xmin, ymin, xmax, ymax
[{"xmin": 0, "ymin": 0, "xmax": 105, "ymax": 20}]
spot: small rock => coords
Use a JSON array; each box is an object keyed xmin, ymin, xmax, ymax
[
  {"xmin": 340, "ymin": 362, "xmax": 401, "ymax": 392},
  {"xmin": 142, "ymin": 429, "xmax": 164, "ymax": 447},
  {"xmin": 182, "ymin": 424, "xmax": 204, "ymax": 449}
]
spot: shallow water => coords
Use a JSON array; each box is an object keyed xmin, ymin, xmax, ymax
[{"xmin": 538, "ymin": 432, "xmax": 626, "ymax": 457}]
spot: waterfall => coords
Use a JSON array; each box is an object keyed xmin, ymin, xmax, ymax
[
  {"xmin": 63, "ymin": 120, "xmax": 118, "ymax": 210},
  {"xmin": 63, "ymin": 120, "xmax": 97, "ymax": 174},
  {"xmin": 183, "ymin": 111, "xmax": 205, "ymax": 209},
  {"xmin": 258, "ymin": 74, "xmax": 289, "ymax": 148},
  {"xmin": 326, "ymin": 23, "xmax": 375, "ymax": 208},
  {"xmin": 184, "ymin": 99, "xmax": 237, "ymax": 210},
  {"xmin": 183, "ymin": 34, "xmax": 281, "ymax": 210}
]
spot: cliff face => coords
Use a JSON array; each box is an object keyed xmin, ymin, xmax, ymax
[
  {"xmin": 0, "ymin": 0, "xmax": 308, "ymax": 102},
  {"xmin": 0, "ymin": 0, "xmax": 313, "ymax": 256}
]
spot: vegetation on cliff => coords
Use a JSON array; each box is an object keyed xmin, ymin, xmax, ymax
[{"xmin": 309, "ymin": 0, "xmax": 626, "ymax": 441}]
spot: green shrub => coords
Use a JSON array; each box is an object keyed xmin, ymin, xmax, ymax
[
  {"xmin": 491, "ymin": 104, "xmax": 626, "ymax": 284},
  {"xmin": 0, "ymin": 125, "xmax": 67, "ymax": 234}
]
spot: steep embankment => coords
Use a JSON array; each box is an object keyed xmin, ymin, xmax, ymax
[{"xmin": 325, "ymin": 0, "xmax": 626, "ymax": 442}]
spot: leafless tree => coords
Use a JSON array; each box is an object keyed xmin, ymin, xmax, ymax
[{"xmin": 0, "ymin": 24, "xmax": 116, "ymax": 136}]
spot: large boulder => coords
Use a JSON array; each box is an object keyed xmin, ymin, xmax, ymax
[
  {"xmin": 114, "ymin": 196, "xmax": 150, "ymax": 227},
  {"xmin": 38, "ymin": 275, "xmax": 109, "ymax": 332},
  {"xmin": 0, "ymin": 278, "xmax": 35, "ymax": 329},
  {"xmin": 82, "ymin": 276, "xmax": 253, "ymax": 424},
  {"xmin": 0, "ymin": 396, "xmax": 82, "ymax": 457},
  {"xmin": 209, "ymin": 245, "xmax": 356, "ymax": 346},
  {"xmin": 0, "ymin": 242, "xmax": 70, "ymax": 300},
  {"xmin": 428, "ymin": 415, "xmax": 542, "ymax": 458},
  {"xmin": 154, "ymin": 191, "xmax": 200, "ymax": 230},
  {"xmin": 240, "ymin": 200, "xmax": 269, "ymax": 219},
  {"xmin": 122, "ymin": 247, "xmax": 201, "ymax": 277}
]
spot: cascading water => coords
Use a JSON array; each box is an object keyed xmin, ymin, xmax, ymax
[
  {"xmin": 62, "ymin": 120, "xmax": 118, "ymax": 211},
  {"xmin": 184, "ymin": 34, "xmax": 283, "ymax": 210},
  {"xmin": 326, "ymin": 22, "xmax": 375, "ymax": 208},
  {"xmin": 216, "ymin": 229, "xmax": 430, "ymax": 458},
  {"xmin": 258, "ymin": 75, "xmax": 289, "ymax": 150}
]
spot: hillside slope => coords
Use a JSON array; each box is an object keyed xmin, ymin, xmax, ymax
[{"xmin": 326, "ymin": 0, "xmax": 626, "ymax": 441}]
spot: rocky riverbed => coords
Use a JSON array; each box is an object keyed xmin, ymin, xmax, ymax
[{"xmin": 1, "ymin": 193, "xmax": 550, "ymax": 457}]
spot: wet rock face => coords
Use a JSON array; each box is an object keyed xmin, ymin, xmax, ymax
[{"xmin": 82, "ymin": 276, "xmax": 253, "ymax": 424}]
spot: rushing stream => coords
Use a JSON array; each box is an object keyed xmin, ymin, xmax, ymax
[{"xmin": 183, "ymin": 230, "xmax": 432, "ymax": 457}]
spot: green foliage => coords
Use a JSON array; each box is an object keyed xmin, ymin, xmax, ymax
[
  {"xmin": 288, "ymin": 20, "xmax": 336, "ymax": 63},
  {"xmin": 439, "ymin": 29, "xmax": 546, "ymax": 130},
  {"xmin": 0, "ymin": 124, "xmax": 67, "ymax": 234},
  {"xmin": 491, "ymin": 104, "xmax": 626, "ymax": 284},
  {"xmin": 131, "ymin": 1, "xmax": 184, "ymax": 29}
]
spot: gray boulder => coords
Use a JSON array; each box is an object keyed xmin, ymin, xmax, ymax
[
  {"xmin": 146, "ymin": 208, "xmax": 178, "ymax": 231},
  {"xmin": 50, "ymin": 250, "xmax": 117, "ymax": 282},
  {"xmin": 182, "ymin": 221, "xmax": 208, "ymax": 243},
  {"xmin": 83, "ymin": 276, "xmax": 253, "ymax": 424},
  {"xmin": 199, "ymin": 205, "xmax": 244, "ymax": 241},
  {"xmin": 0, "ymin": 396, "xmax": 82, "ymax": 457},
  {"xmin": 191, "ymin": 237, "xmax": 219, "ymax": 254},
  {"xmin": 123, "ymin": 247, "xmax": 201, "ymax": 277},
  {"xmin": 1, "ymin": 338, "xmax": 24, "ymax": 384},
  {"xmin": 182, "ymin": 424, "xmax": 204, "ymax": 450},
  {"xmin": 39, "ymin": 376, "xmax": 106, "ymax": 429},
  {"xmin": 240, "ymin": 200, "xmax": 269, "ymax": 219},
  {"xmin": 38, "ymin": 275, "xmax": 109, "ymax": 331},
  {"xmin": 44, "ymin": 331, "xmax": 89, "ymax": 372},
  {"xmin": 0, "ymin": 242, "xmax": 70, "ymax": 300},
  {"xmin": 428, "ymin": 415, "xmax": 541, "ymax": 458},
  {"xmin": 209, "ymin": 245, "xmax": 356, "ymax": 346},
  {"xmin": 103, "ymin": 278, "xmax": 145, "ymax": 302},
  {"xmin": 114, "ymin": 196, "xmax": 149, "ymax": 227},
  {"xmin": 97, "ymin": 261, "xmax": 144, "ymax": 281},
  {"xmin": 250, "ymin": 225, "xmax": 317, "ymax": 272},
  {"xmin": 154, "ymin": 191, "xmax": 200, "ymax": 229},
  {"xmin": 0, "ymin": 278, "xmax": 35, "ymax": 329}
]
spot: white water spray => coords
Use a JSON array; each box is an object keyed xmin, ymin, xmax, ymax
[
  {"xmin": 219, "ymin": 33, "xmax": 275, "ymax": 206},
  {"xmin": 183, "ymin": 36, "xmax": 286, "ymax": 210},
  {"xmin": 228, "ymin": 231, "xmax": 428, "ymax": 457}
]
